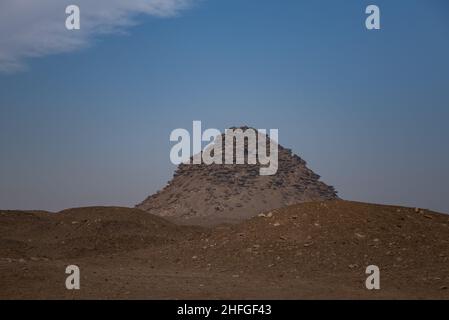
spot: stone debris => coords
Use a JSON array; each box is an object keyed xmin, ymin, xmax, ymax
[
  {"xmin": 303, "ymin": 242, "xmax": 313, "ymax": 247},
  {"xmin": 136, "ymin": 126, "xmax": 338, "ymax": 223}
]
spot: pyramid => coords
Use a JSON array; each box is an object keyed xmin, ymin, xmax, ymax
[{"xmin": 136, "ymin": 127, "xmax": 338, "ymax": 224}]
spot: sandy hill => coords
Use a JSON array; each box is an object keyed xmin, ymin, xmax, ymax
[
  {"xmin": 1, "ymin": 201, "xmax": 448, "ymax": 299},
  {"xmin": 0, "ymin": 206, "xmax": 199, "ymax": 260},
  {"xmin": 189, "ymin": 200, "xmax": 449, "ymax": 298},
  {"xmin": 137, "ymin": 127, "xmax": 338, "ymax": 225}
]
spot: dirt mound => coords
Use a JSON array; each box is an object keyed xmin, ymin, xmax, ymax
[
  {"xmin": 1, "ymin": 201, "xmax": 448, "ymax": 299},
  {"xmin": 137, "ymin": 127, "xmax": 338, "ymax": 225},
  {"xmin": 0, "ymin": 207, "xmax": 200, "ymax": 259},
  {"xmin": 188, "ymin": 200, "xmax": 449, "ymax": 298}
]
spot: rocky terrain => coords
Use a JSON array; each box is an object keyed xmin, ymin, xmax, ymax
[
  {"xmin": 1, "ymin": 201, "xmax": 448, "ymax": 299},
  {"xmin": 137, "ymin": 128, "xmax": 338, "ymax": 225},
  {"xmin": 1, "ymin": 134, "xmax": 447, "ymax": 299}
]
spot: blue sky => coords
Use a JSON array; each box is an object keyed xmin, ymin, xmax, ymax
[{"xmin": 1, "ymin": 0, "xmax": 449, "ymax": 212}]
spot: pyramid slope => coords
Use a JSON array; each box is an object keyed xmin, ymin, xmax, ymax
[{"xmin": 137, "ymin": 135, "xmax": 338, "ymax": 224}]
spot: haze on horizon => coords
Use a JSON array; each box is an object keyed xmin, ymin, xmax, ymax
[{"xmin": 1, "ymin": 0, "xmax": 449, "ymax": 213}]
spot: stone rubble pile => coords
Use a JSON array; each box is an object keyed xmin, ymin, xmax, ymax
[{"xmin": 137, "ymin": 127, "xmax": 338, "ymax": 223}]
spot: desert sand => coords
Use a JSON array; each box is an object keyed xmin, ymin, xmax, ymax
[{"xmin": 1, "ymin": 201, "xmax": 448, "ymax": 299}]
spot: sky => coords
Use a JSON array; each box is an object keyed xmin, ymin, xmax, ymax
[{"xmin": 0, "ymin": 0, "xmax": 449, "ymax": 213}]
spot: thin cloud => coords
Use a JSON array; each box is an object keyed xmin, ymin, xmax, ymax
[{"xmin": 0, "ymin": 0, "xmax": 194, "ymax": 73}]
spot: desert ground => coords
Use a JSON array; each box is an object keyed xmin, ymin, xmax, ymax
[{"xmin": 1, "ymin": 200, "xmax": 448, "ymax": 299}]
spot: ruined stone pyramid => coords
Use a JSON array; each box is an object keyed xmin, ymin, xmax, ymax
[{"xmin": 136, "ymin": 127, "xmax": 338, "ymax": 225}]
